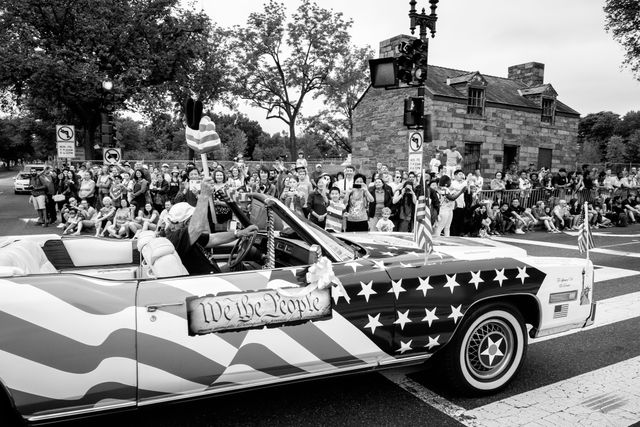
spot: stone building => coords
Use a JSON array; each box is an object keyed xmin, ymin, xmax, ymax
[{"xmin": 352, "ymin": 35, "xmax": 580, "ymax": 176}]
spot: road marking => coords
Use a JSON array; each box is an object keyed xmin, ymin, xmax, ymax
[
  {"xmin": 385, "ymin": 290, "xmax": 640, "ymax": 425},
  {"xmin": 19, "ymin": 217, "xmax": 40, "ymax": 224},
  {"xmin": 463, "ymin": 356, "xmax": 640, "ymax": 426},
  {"xmin": 598, "ymin": 241, "xmax": 640, "ymax": 249},
  {"xmin": 593, "ymin": 265, "xmax": 640, "ymax": 282},
  {"xmin": 492, "ymin": 236, "xmax": 640, "ymax": 259}
]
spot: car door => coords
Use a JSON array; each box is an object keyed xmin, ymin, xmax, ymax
[
  {"xmin": 135, "ymin": 260, "xmax": 395, "ymax": 404},
  {"xmin": 0, "ymin": 274, "xmax": 137, "ymax": 421}
]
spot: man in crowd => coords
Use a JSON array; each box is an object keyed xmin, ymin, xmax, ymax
[
  {"xmin": 335, "ymin": 165, "xmax": 355, "ymax": 196},
  {"xmin": 440, "ymin": 143, "xmax": 462, "ymax": 177}
]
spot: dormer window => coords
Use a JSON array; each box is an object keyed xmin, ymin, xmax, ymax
[
  {"xmin": 467, "ymin": 87, "xmax": 485, "ymax": 116},
  {"xmin": 541, "ymin": 98, "xmax": 555, "ymax": 124}
]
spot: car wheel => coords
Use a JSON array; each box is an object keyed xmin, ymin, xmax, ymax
[{"xmin": 442, "ymin": 303, "xmax": 527, "ymax": 395}]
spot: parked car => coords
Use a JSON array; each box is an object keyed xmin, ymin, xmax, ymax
[
  {"xmin": 12, "ymin": 172, "xmax": 34, "ymax": 194},
  {"xmin": 0, "ymin": 194, "xmax": 596, "ymax": 425}
]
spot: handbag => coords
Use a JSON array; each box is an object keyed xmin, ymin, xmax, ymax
[{"xmin": 52, "ymin": 194, "xmax": 66, "ymax": 202}]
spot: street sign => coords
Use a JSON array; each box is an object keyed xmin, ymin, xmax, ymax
[
  {"xmin": 103, "ymin": 148, "xmax": 122, "ymax": 164},
  {"xmin": 56, "ymin": 125, "xmax": 75, "ymax": 143},
  {"xmin": 408, "ymin": 131, "xmax": 424, "ymax": 153},
  {"xmin": 408, "ymin": 131, "xmax": 424, "ymax": 174},
  {"xmin": 57, "ymin": 142, "xmax": 75, "ymax": 159}
]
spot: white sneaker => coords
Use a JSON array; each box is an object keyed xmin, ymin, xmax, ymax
[
  {"xmin": 57, "ymin": 223, "xmax": 65, "ymax": 229},
  {"xmin": 514, "ymin": 229, "xmax": 525, "ymax": 234}
]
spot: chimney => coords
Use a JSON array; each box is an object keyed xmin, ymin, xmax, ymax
[
  {"xmin": 379, "ymin": 34, "xmax": 417, "ymax": 58},
  {"xmin": 508, "ymin": 62, "xmax": 544, "ymax": 87}
]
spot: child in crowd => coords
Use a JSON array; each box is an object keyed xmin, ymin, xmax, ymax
[
  {"xmin": 325, "ymin": 187, "xmax": 345, "ymax": 233},
  {"xmin": 61, "ymin": 208, "xmax": 82, "ymax": 235},
  {"xmin": 375, "ymin": 207, "xmax": 395, "ymax": 232},
  {"xmin": 531, "ymin": 200, "xmax": 560, "ymax": 233}
]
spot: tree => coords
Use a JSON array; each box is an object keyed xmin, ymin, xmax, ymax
[
  {"xmin": 626, "ymin": 130, "xmax": 640, "ymax": 162},
  {"xmin": 606, "ymin": 135, "xmax": 627, "ymax": 164},
  {"xmin": 604, "ymin": 0, "xmax": 640, "ymax": 78},
  {"xmin": 614, "ymin": 110, "xmax": 640, "ymax": 139},
  {"xmin": 577, "ymin": 139, "xmax": 603, "ymax": 164},
  {"xmin": 233, "ymin": 0, "xmax": 352, "ymax": 159},
  {"xmin": 309, "ymin": 44, "xmax": 374, "ymax": 152},
  {"xmin": 0, "ymin": 0, "xmax": 230, "ymax": 159},
  {"xmin": 252, "ymin": 132, "xmax": 288, "ymax": 161},
  {"xmin": 578, "ymin": 111, "xmax": 620, "ymax": 159}
]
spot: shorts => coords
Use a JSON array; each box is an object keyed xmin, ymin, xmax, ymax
[{"xmin": 31, "ymin": 195, "xmax": 46, "ymax": 210}]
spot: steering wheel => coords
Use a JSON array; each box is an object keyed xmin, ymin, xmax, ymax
[{"xmin": 227, "ymin": 230, "xmax": 258, "ymax": 269}]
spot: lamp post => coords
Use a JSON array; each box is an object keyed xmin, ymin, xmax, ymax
[{"xmin": 409, "ymin": 0, "xmax": 438, "ymax": 42}]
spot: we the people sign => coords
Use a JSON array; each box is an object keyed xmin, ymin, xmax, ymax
[{"xmin": 186, "ymin": 287, "xmax": 331, "ymax": 335}]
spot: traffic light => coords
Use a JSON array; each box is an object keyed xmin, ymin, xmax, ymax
[
  {"xmin": 397, "ymin": 41, "xmax": 415, "ymax": 85},
  {"xmin": 411, "ymin": 39, "xmax": 429, "ymax": 83},
  {"xmin": 404, "ymin": 97, "xmax": 424, "ymax": 128}
]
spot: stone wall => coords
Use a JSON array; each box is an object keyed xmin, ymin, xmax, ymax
[{"xmin": 352, "ymin": 87, "xmax": 579, "ymax": 176}]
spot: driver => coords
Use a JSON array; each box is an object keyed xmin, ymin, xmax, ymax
[{"xmin": 165, "ymin": 177, "xmax": 258, "ymax": 275}]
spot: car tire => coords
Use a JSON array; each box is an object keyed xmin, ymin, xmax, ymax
[{"xmin": 441, "ymin": 303, "xmax": 527, "ymax": 395}]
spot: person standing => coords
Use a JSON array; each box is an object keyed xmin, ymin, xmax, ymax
[
  {"xmin": 440, "ymin": 144, "xmax": 462, "ymax": 177},
  {"xmin": 39, "ymin": 166, "xmax": 57, "ymax": 224},
  {"xmin": 343, "ymin": 174, "xmax": 374, "ymax": 232},
  {"xmin": 325, "ymin": 187, "xmax": 345, "ymax": 233},
  {"xmin": 367, "ymin": 177, "xmax": 394, "ymax": 231},
  {"xmin": 131, "ymin": 169, "xmax": 149, "ymax": 212},
  {"xmin": 29, "ymin": 169, "xmax": 48, "ymax": 227},
  {"xmin": 433, "ymin": 175, "xmax": 467, "ymax": 238},
  {"xmin": 450, "ymin": 170, "xmax": 469, "ymax": 236},
  {"xmin": 307, "ymin": 176, "xmax": 329, "ymax": 228}
]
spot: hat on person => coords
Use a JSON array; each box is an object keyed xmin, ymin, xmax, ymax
[
  {"xmin": 315, "ymin": 163, "xmax": 322, "ymax": 168},
  {"xmin": 295, "ymin": 165, "xmax": 307, "ymax": 172},
  {"xmin": 162, "ymin": 163, "xmax": 169, "ymax": 168},
  {"xmin": 315, "ymin": 173, "xmax": 330, "ymax": 185},
  {"xmin": 171, "ymin": 167, "xmax": 180, "ymax": 174},
  {"xmin": 167, "ymin": 202, "xmax": 195, "ymax": 223}
]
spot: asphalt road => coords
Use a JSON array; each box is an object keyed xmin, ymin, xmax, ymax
[{"xmin": 1, "ymin": 168, "xmax": 639, "ymax": 426}]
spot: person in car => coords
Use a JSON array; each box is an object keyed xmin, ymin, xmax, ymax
[{"xmin": 165, "ymin": 178, "xmax": 258, "ymax": 275}]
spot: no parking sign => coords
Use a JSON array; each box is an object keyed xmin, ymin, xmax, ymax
[{"xmin": 103, "ymin": 148, "xmax": 122, "ymax": 164}]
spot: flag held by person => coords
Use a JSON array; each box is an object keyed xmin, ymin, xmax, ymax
[{"xmin": 414, "ymin": 170, "xmax": 433, "ymax": 257}]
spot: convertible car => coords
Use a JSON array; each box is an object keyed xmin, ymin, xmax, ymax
[{"xmin": 0, "ymin": 193, "xmax": 596, "ymax": 424}]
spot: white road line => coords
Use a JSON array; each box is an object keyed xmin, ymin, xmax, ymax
[
  {"xmin": 492, "ymin": 236, "xmax": 640, "ymax": 259},
  {"xmin": 593, "ymin": 265, "xmax": 640, "ymax": 282},
  {"xmin": 385, "ymin": 289, "xmax": 640, "ymax": 425},
  {"xmin": 464, "ymin": 356, "xmax": 640, "ymax": 426}
]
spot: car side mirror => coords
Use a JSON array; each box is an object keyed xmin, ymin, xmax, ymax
[{"xmin": 308, "ymin": 244, "xmax": 322, "ymax": 265}]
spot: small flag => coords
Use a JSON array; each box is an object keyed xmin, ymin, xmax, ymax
[
  {"xmin": 577, "ymin": 204, "xmax": 595, "ymax": 254},
  {"xmin": 185, "ymin": 116, "xmax": 221, "ymax": 154},
  {"xmin": 414, "ymin": 171, "xmax": 433, "ymax": 255}
]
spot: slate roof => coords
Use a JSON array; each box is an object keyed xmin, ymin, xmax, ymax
[{"xmin": 425, "ymin": 65, "xmax": 579, "ymax": 116}]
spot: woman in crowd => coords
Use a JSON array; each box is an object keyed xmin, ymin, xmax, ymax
[
  {"xmin": 212, "ymin": 169, "xmax": 232, "ymax": 229},
  {"xmin": 280, "ymin": 175, "xmax": 306, "ymax": 217},
  {"xmin": 392, "ymin": 181, "xmax": 417, "ymax": 232},
  {"xmin": 77, "ymin": 171, "xmax": 96, "ymax": 207},
  {"xmin": 104, "ymin": 199, "xmax": 134, "ymax": 239},
  {"xmin": 94, "ymin": 196, "xmax": 116, "ymax": 237},
  {"xmin": 344, "ymin": 173, "xmax": 374, "ymax": 232},
  {"xmin": 95, "ymin": 165, "xmax": 112, "ymax": 209},
  {"xmin": 138, "ymin": 202, "xmax": 160, "ymax": 232},
  {"xmin": 167, "ymin": 170, "xmax": 181, "ymax": 203},
  {"xmin": 367, "ymin": 177, "xmax": 394, "ymax": 231},
  {"xmin": 568, "ymin": 198, "xmax": 583, "ymax": 230},
  {"xmin": 226, "ymin": 166, "xmax": 244, "ymax": 190},
  {"xmin": 257, "ymin": 167, "xmax": 277, "ymax": 197},
  {"xmin": 130, "ymin": 169, "xmax": 149, "ymax": 210},
  {"xmin": 490, "ymin": 171, "xmax": 506, "ymax": 204},
  {"xmin": 307, "ymin": 176, "xmax": 329, "ymax": 227},
  {"xmin": 149, "ymin": 172, "xmax": 169, "ymax": 213}
]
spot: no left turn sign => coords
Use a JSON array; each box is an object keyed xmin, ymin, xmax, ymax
[
  {"xmin": 56, "ymin": 125, "xmax": 75, "ymax": 142},
  {"xmin": 408, "ymin": 131, "xmax": 423, "ymax": 153}
]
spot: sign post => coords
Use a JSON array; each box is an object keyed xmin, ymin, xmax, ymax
[
  {"xmin": 56, "ymin": 125, "xmax": 76, "ymax": 161},
  {"xmin": 407, "ymin": 130, "xmax": 424, "ymax": 174}
]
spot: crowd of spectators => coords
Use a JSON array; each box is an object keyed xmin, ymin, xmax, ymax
[{"xmin": 25, "ymin": 149, "xmax": 640, "ymax": 240}]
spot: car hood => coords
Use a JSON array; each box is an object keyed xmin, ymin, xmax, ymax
[{"xmin": 339, "ymin": 232, "xmax": 528, "ymax": 262}]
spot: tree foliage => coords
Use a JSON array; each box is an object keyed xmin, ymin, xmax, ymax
[
  {"xmin": 0, "ymin": 0, "xmax": 231, "ymax": 159},
  {"xmin": 233, "ymin": 0, "xmax": 352, "ymax": 159},
  {"xmin": 604, "ymin": 0, "xmax": 640, "ymax": 78}
]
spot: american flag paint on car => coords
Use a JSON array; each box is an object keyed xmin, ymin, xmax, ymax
[{"xmin": 0, "ymin": 193, "xmax": 596, "ymax": 424}]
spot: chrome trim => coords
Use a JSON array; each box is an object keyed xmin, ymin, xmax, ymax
[
  {"xmin": 378, "ymin": 354, "xmax": 430, "ymax": 366},
  {"xmin": 583, "ymin": 302, "xmax": 597, "ymax": 328},
  {"xmin": 28, "ymin": 401, "xmax": 135, "ymax": 422}
]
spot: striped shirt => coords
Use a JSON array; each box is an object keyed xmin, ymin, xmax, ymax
[{"xmin": 325, "ymin": 201, "xmax": 345, "ymax": 233}]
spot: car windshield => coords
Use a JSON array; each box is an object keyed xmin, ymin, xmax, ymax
[
  {"xmin": 248, "ymin": 197, "xmax": 355, "ymax": 262},
  {"xmin": 18, "ymin": 173, "xmax": 31, "ymax": 179}
]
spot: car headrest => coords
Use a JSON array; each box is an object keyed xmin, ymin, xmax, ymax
[
  {"xmin": 137, "ymin": 231, "xmax": 157, "ymax": 251},
  {"xmin": 147, "ymin": 238, "xmax": 177, "ymax": 265}
]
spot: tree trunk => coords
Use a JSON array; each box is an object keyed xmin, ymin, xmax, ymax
[{"xmin": 288, "ymin": 122, "xmax": 297, "ymax": 161}]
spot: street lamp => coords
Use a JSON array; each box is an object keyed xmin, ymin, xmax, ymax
[{"xmin": 409, "ymin": 0, "xmax": 439, "ymax": 41}]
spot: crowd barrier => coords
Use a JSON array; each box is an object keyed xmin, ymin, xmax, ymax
[{"xmin": 476, "ymin": 187, "xmax": 635, "ymax": 209}]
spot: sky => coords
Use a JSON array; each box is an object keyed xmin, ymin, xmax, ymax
[{"xmin": 202, "ymin": 0, "xmax": 640, "ymax": 135}]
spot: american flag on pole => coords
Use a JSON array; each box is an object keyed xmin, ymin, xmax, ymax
[
  {"xmin": 578, "ymin": 202, "xmax": 595, "ymax": 254},
  {"xmin": 414, "ymin": 171, "xmax": 433, "ymax": 256}
]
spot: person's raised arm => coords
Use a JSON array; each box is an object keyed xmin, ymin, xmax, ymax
[{"xmin": 188, "ymin": 178, "xmax": 214, "ymax": 245}]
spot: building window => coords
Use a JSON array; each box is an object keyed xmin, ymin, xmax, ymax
[
  {"xmin": 467, "ymin": 87, "xmax": 485, "ymax": 116},
  {"xmin": 537, "ymin": 148, "xmax": 552, "ymax": 170},
  {"xmin": 463, "ymin": 142, "xmax": 481, "ymax": 174},
  {"xmin": 541, "ymin": 98, "xmax": 555, "ymax": 124}
]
